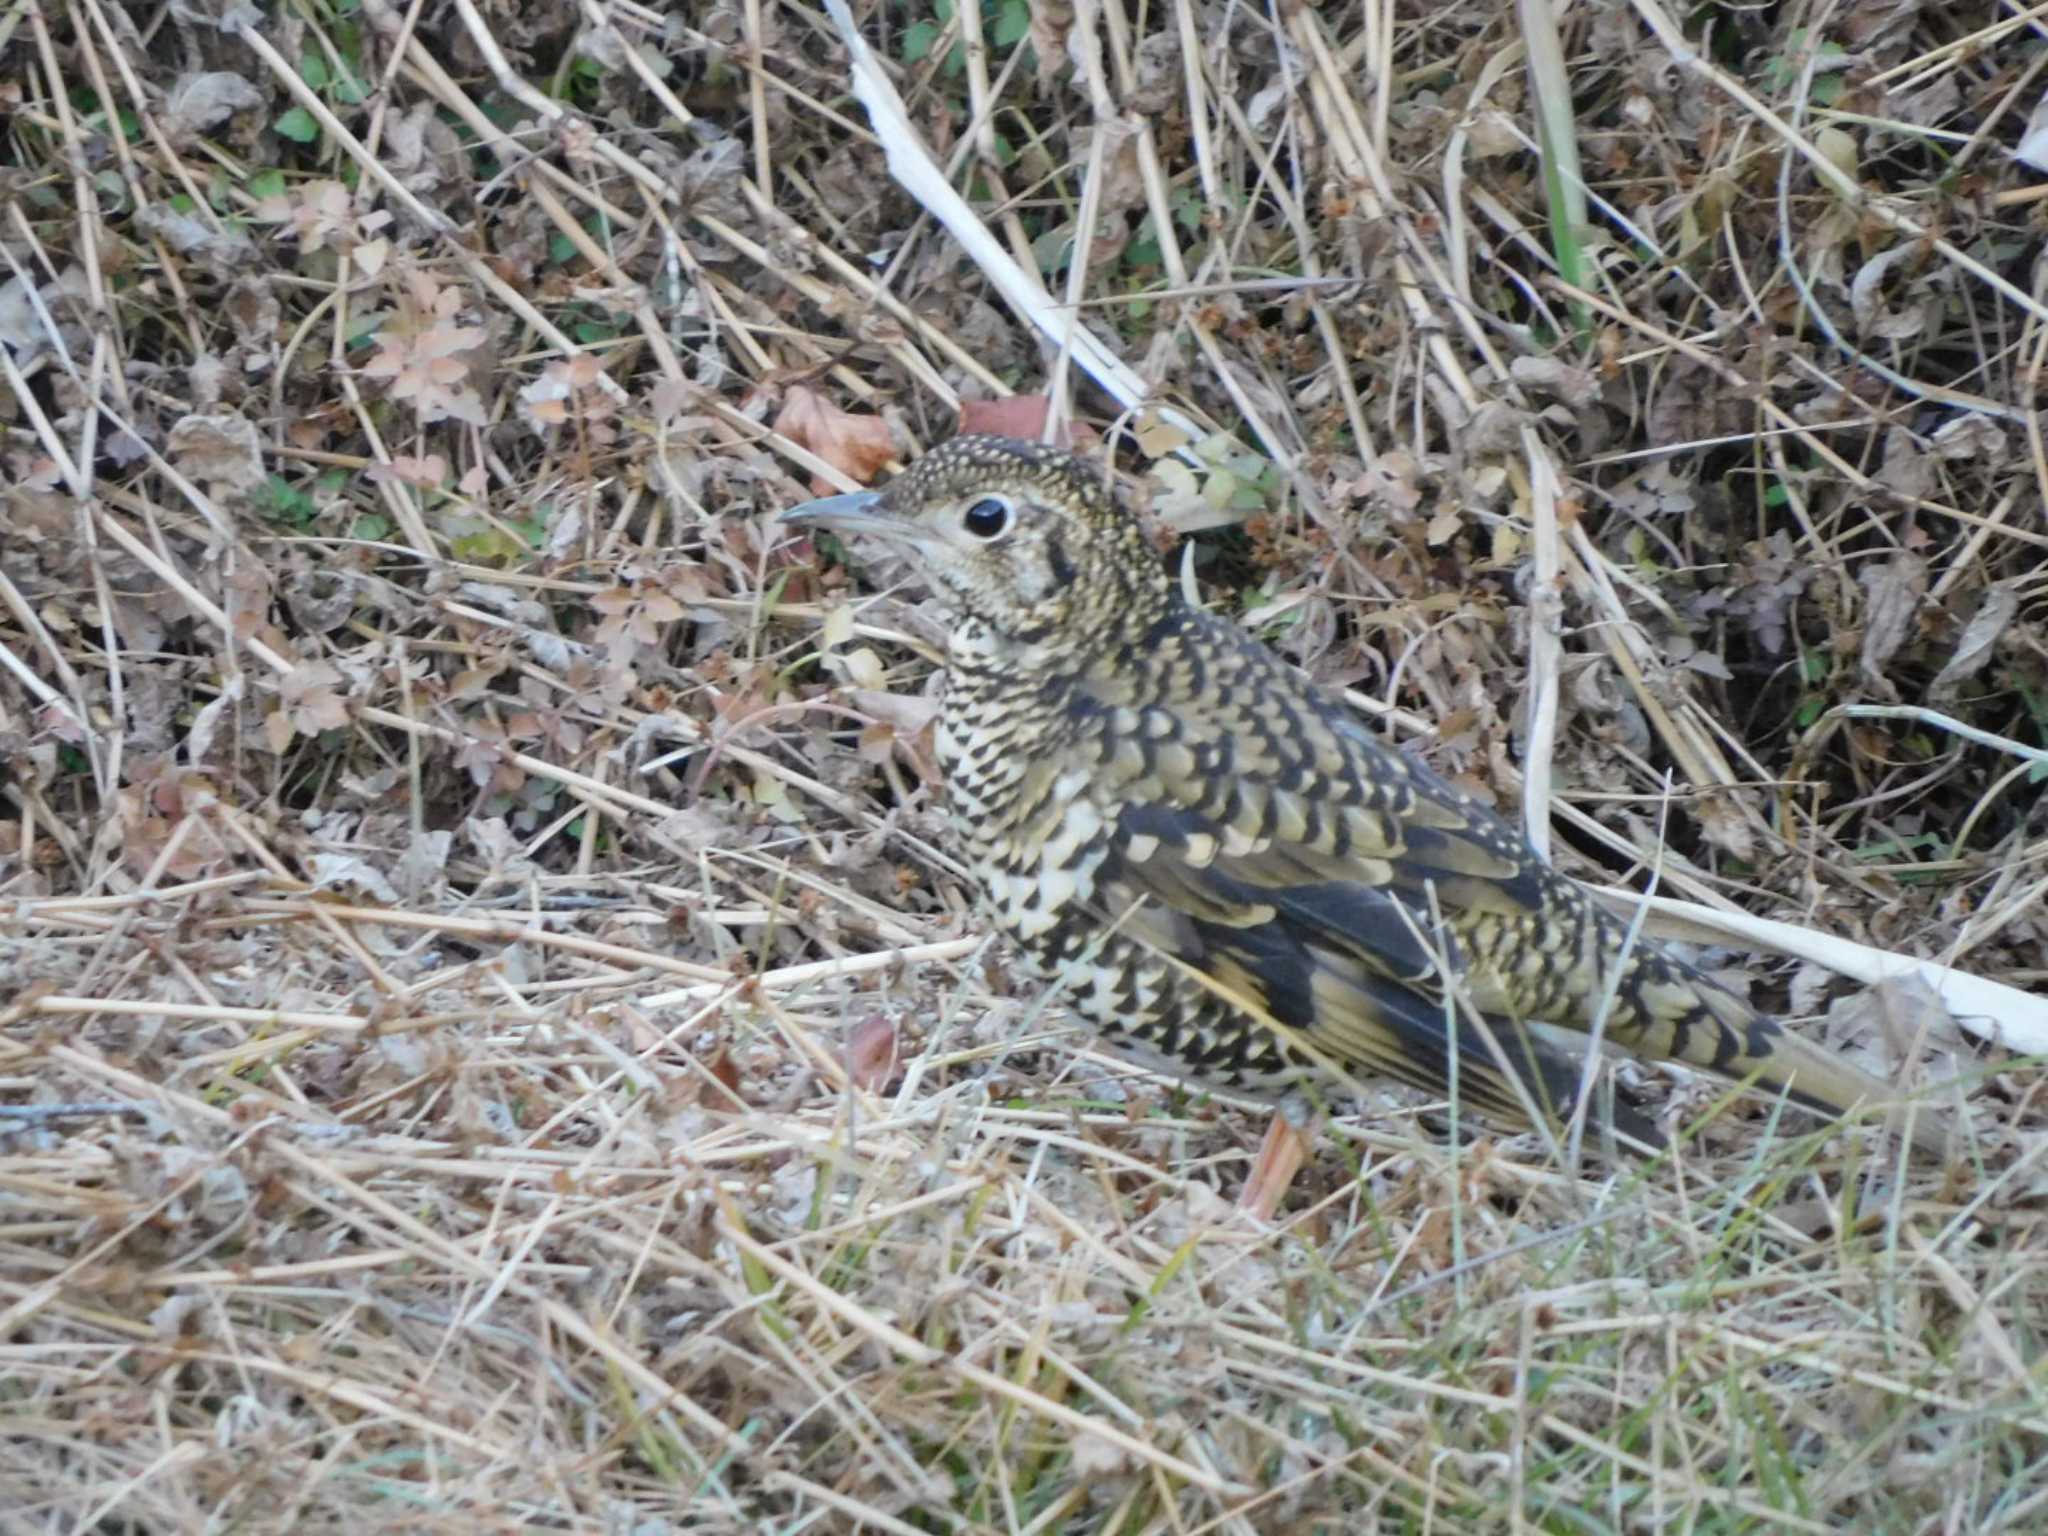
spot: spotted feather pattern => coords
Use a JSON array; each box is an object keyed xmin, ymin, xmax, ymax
[{"xmin": 804, "ymin": 435, "xmax": 1949, "ymax": 1156}]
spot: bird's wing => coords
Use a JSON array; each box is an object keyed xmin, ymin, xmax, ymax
[
  {"xmin": 1092, "ymin": 783, "xmax": 1659, "ymax": 1140},
  {"xmin": 1087, "ymin": 662, "xmax": 1569, "ymax": 995},
  {"xmin": 1103, "ymin": 864, "xmax": 1651, "ymax": 1137},
  {"xmin": 1082, "ymin": 679, "xmax": 1937, "ymax": 1153},
  {"xmin": 1070, "ymin": 626, "xmax": 1676, "ymax": 1138}
]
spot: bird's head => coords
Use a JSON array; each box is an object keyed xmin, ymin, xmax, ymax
[{"xmin": 780, "ymin": 435, "xmax": 1173, "ymax": 651}]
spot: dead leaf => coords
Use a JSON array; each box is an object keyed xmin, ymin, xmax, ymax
[
  {"xmin": 162, "ymin": 71, "xmax": 266, "ymax": 144},
  {"xmin": 843, "ymin": 1013, "xmax": 898, "ymax": 1092},
  {"xmin": 1928, "ymin": 414, "xmax": 2010, "ymax": 466},
  {"xmin": 774, "ymin": 385, "xmax": 895, "ymax": 491},
  {"xmin": 1509, "ymin": 355, "xmax": 1599, "ymax": 408},
  {"xmin": 2016, "ymin": 89, "xmax": 2048, "ymax": 172},
  {"xmin": 1692, "ymin": 791, "xmax": 1756, "ymax": 861},
  {"xmin": 1027, "ymin": 0, "xmax": 1075, "ymax": 89},
  {"xmin": 519, "ymin": 354, "xmax": 618, "ymax": 438},
  {"xmin": 309, "ymin": 851, "xmax": 400, "ymax": 904},
  {"xmin": 389, "ymin": 454, "xmax": 448, "ymax": 487},
  {"xmin": 1879, "ymin": 425, "xmax": 1936, "ymax": 504},
  {"xmin": 1930, "ymin": 582, "xmax": 2018, "ymax": 701},
  {"xmin": 360, "ymin": 269, "xmax": 489, "ymax": 426},
  {"xmin": 1353, "ymin": 448, "xmax": 1426, "ymax": 513},
  {"xmin": 266, "ymin": 661, "xmax": 351, "ymax": 751},
  {"xmin": 1823, "ymin": 974, "xmax": 1968, "ymax": 1085},
  {"xmin": 167, "ymin": 412, "xmax": 265, "ymax": 494},
  {"xmin": 702, "ymin": 1045, "xmax": 746, "ymax": 1109},
  {"xmin": 845, "ymin": 688, "xmax": 941, "ymax": 737},
  {"xmin": 1858, "ymin": 552, "xmax": 1927, "ymax": 684},
  {"xmin": 1850, "ymin": 245, "xmax": 1933, "ymax": 342},
  {"xmin": 958, "ymin": 395, "xmax": 1061, "ymax": 442}
]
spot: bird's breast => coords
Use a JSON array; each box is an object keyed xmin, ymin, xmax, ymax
[{"xmin": 938, "ymin": 674, "xmax": 1112, "ymax": 944}]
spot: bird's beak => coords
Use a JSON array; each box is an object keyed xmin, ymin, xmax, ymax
[{"xmin": 778, "ymin": 490, "xmax": 895, "ymax": 534}]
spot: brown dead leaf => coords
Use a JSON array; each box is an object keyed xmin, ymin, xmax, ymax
[
  {"xmin": 1823, "ymin": 974, "xmax": 1968, "ymax": 1085},
  {"xmin": 958, "ymin": 395, "xmax": 1062, "ymax": 443},
  {"xmin": 1930, "ymin": 582, "xmax": 2018, "ymax": 701},
  {"xmin": 162, "ymin": 71, "xmax": 265, "ymax": 144},
  {"xmin": 845, "ymin": 688, "xmax": 942, "ymax": 737},
  {"xmin": 167, "ymin": 412, "xmax": 265, "ymax": 494},
  {"xmin": 114, "ymin": 765, "xmax": 236, "ymax": 879},
  {"xmin": 774, "ymin": 385, "xmax": 895, "ymax": 490},
  {"xmin": 519, "ymin": 354, "xmax": 617, "ymax": 439},
  {"xmin": 1027, "ymin": 0, "xmax": 1076, "ymax": 89},
  {"xmin": 360, "ymin": 269, "xmax": 489, "ymax": 427},
  {"xmin": 702, "ymin": 1044, "xmax": 747, "ymax": 1109},
  {"xmin": 257, "ymin": 178, "xmax": 391, "ymax": 258},
  {"xmin": 1691, "ymin": 791, "xmax": 1757, "ymax": 862},
  {"xmin": 1858, "ymin": 551, "xmax": 1927, "ymax": 686},
  {"xmin": 366, "ymin": 454, "xmax": 447, "ymax": 488},
  {"xmin": 591, "ymin": 583, "xmax": 684, "ymax": 661},
  {"xmin": 843, "ymin": 1013, "xmax": 899, "ymax": 1092},
  {"xmin": 265, "ymin": 661, "xmax": 351, "ymax": 752}
]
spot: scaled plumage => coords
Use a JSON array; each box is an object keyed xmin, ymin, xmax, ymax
[{"xmin": 782, "ymin": 435, "xmax": 1948, "ymax": 1194}]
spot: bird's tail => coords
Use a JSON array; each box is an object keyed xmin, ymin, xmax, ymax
[{"xmin": 1617, "ymin": 952, "xmax": 1953, "ymax": 1159}]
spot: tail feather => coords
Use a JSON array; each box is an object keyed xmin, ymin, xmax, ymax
[
  {"xmin": 1619, "ymin": 951, "xmax": 1952, "ymax": 1159},
  {"xmin": 1728, "ymin": 1020, "xmax": 1953, "ymax": 1159}
]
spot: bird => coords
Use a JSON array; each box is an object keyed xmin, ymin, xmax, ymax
[{"xmin": 780, "ymin": 434, "xmax": 1951, "ymax": 1215}]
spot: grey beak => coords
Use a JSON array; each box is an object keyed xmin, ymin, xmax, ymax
[{"xmin": 778, "ymin": 490, "xmax": 887, "ymax": 531}]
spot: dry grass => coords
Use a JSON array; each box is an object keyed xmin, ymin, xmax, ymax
[{"xmin": 4, "ymin": 1, "xmax": 2047, "ymax": 1530}]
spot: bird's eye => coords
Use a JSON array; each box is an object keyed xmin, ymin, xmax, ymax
[{"xmin": 961, "ymin": 498, "xmax": 1011, "ymax": 540}]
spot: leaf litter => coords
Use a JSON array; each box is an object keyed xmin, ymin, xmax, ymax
[{"xmin": 2, "ymin": 3, "xmax": 2046, "ymax": 1532}]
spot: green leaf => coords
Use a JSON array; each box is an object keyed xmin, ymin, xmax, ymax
[
  {"xmin": 451, "ymin": 527, "xmax": 529, "ymax": 565},
  {"xmin": 275, "ymin": 107, "xmax": 321, "ymax": 145},
  {"xmin": 1030, "ymin": 224, "xmax": 1074, "ymax": 276},
  {"xmin": 261, "ymin": 474, "xmax": 318, "ymax": 529},
  {"xmin": 993, "ymin": 0, "xmax": 1030, "ymax": 48},
  {"xmin": 902, "ymin": 19, "xmax": 940, "ymax": 63}
]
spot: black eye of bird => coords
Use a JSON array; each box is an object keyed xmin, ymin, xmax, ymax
[{"xmin": 961, "ymin": 498, "xmax": 1011, "ymax": 540}]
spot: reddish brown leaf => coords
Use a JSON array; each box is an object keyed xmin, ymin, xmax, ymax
[
  {"xmin": 843, "ymin": 1013, "xmax": 899, "ymax": 1092},
  {"xmin": 702, "ymin": 1045, "xmax": 747, "ymax": 1108},
  {"xmin": 958, "ymin": 395, "xmax": 1063, "ymax": 444}
]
